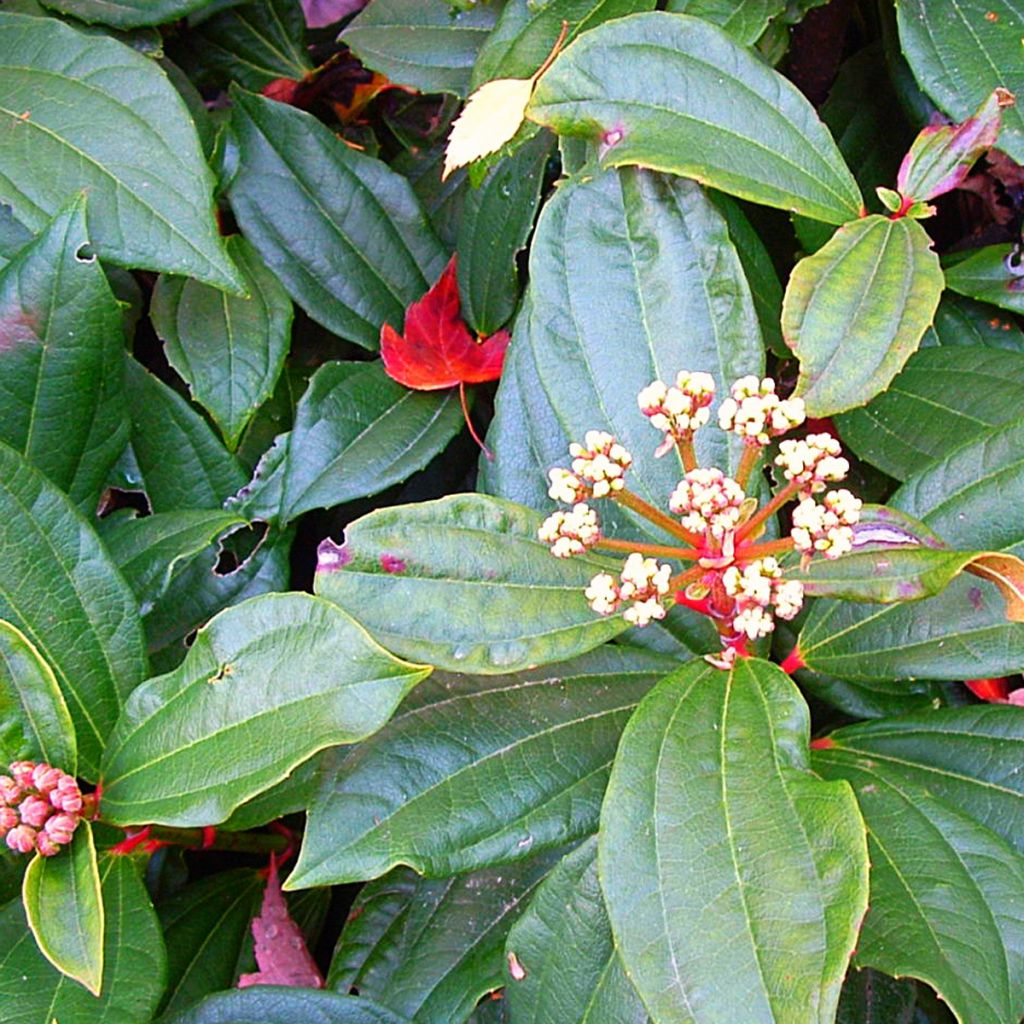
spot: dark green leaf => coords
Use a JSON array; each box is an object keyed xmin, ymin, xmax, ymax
[
  {"xmin": 505, "ymin": 837, "xmax": 648, "ymax": 1024},
  {"xmin": 152, "ymin": 235, "xmax": 292, "ymax": 451},
  {"xmin": 897, "ymin": 0, "xmax": 1024, "ymax": 164},
  {"xmin": 162, "ymin": 989, "xmax": 410, "ymax": 1024},
  {"xmin": 944, "ymin": 243, "xmax": 1024, "ymax": 316},
  {"xmin": 0, "ymin": 198, "xmax": 128, "ymax": 510},
  {"xmin": 0, "ymin": 12, "xmax": 241, "ymax": 291},
  {"xmin": 0, "ymin": 854, "xmax": 166, "ymax": 1023},
  {"xmin": 100, "ymin": 592, "xmax": 431, "ymax": 826},
  {"xmin": 229, "ymin": 88, "xmax": 447, "ymax": 348},
  {"xmin": 784, "ymin": 215, "xmax": 943, "ymax": 416},
  {"xmin": 0, "ymin": 620, "xmax": 76, "ymax": 770},
  {"xmin": 287, "ymin": 646, "xmax": 676, "ymax": 887},
  {"xmin": 342, "ymin": 0, "xmax": 501, "ymax": 97},
  {"xmin": 456, "ymin": 131, "xmax": 553, "ymax": 335},
  {"xmin": 40, "ymin": 0, "xmax": 213, "ymax": 27},
  {"xmin": 837, "ymin": 969, "xmax": 916, "ymax": 1024},
  {"xmin": 663, "ymin": 0, "xmax": 786, "ymax": 44},
  {"xmin": 920, "ymin": 293, "xmax": 1024, "ymax": 352},
  {"xmin": 313, "ymin": 493, "xmax": 630, "ymax": 674},
  {"xmin": 528, "ymin": 13, "xmax": 862, "ymax": 224},
  {"xmin": 0, "ymin": 442, "xmax": 146, "ymax": 779},
  {"xmin": 601, "ymin": 658, "xmax": 868, "ymax": 1024},
  {"xmin": 219, "ymin": 752, "xmax": 324, "ymax": 832},
  {"xmin": 236, "ymin": 360, "xmax": 463, "ymax": 525}
]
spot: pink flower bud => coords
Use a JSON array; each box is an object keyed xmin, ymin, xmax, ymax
[
  {"xmin": 36, "ymin": 833, "xmax": 61, "ymax": 857},
  {"xmin": 0, "ymin": 776, "xmax": 21, "ymax": 805},
  {"xmin": 18, "ymin": 795, "xmax": 51, "ymax": 829},
  {"xmin": 9, "ymin": 762, "xmax": 35, "ymax": 788},
  {"xmin": 31, "ymin": 764, "xmax": 62, "ymax": 795},
  {"xmin": 6, "ymin": 824, "xmax": 37, "ymax": 855},
  {"xmin": 44, "ymin": 814, "xmax": 77, "ymax": 845},
  {"xmin": 0, "ymin": 807, "xmax": 17, "ymax": 833},
  {"xmin": 50, "ymin": 777, "xmax": 82, "ymax": 814}
]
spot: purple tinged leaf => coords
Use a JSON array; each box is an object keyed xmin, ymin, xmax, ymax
[{"xmin": 301, "ymin": 0, "xmax": 366, "ymax": 28}]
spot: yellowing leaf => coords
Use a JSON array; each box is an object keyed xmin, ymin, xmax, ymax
[{"xmin": 442, "ymin": 76, "xmax": 536, "ymax": 180}]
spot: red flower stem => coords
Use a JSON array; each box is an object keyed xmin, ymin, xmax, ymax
[
  {"xmin": 614, "ymin": 488, "xmax": 704, "ymax": 546},
  {"xmin": 459, "ymin": 382, "xmax": 493, "ymax": 461},
  {"xmin": 736, "ymin": 479, "xmax": 801, "ymax": 543},
  {"xmin": 737, "ymin": 537, "xmax": 796, "ymax": 560},
  {"xmin": 734, "ymin": 444, "xmax": 761, "ymax": 490},
  {"xmin": 670, "ymin": 564, "xmax": 705, "ymax": 592},
  {"xmin": 593, "ymin": 537, "xmax": 701, "ymax": 560},
  {"xmin": 676, "ymin": 435, "xmax": 698, "ymax": 473},
  {"xmin": 112, "ymin": 825, "xmax": 290, "ymax": 856},
  {"xmin": 780, "ymin": 647, "xmax": 806, "ymax": 674}
]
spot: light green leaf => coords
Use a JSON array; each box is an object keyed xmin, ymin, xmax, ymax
[
  {"xmin": 99, "ymin": 592, "xmax": 431, "ymax": 826},
  {"xmin": 944, "ymin": 243, "xmax": 1024, "ymax": 316},
  {"xmin": 23, "ymin": 822, "xmax": 103, "ymax": 995},
  {"xmin": 0, "ymin": 198, "xmax": 128, "ymax": 510},
  {"xmin": 600, "ymin": 658, "xmax": 868, "ymax": 1024},
  {"xmin": 229, "ymin": 87, "xmax": 447, "ymax": 348},
  {"xmin": 287, "ymin": 646, "xmax": 676, "ymax": 887},
  {"xmin": 0, "ymin": 12, "xmax": 241, "ymax": 290},
  {"xmin": 152, "ymin": 235, "xmax": 292, "ymax": 450},
  {"xmin": 528, "ymin": 13, "xmax": 862, "ymax": 224},
  {"xmin": 784, "ymin": 214, "xmax": 943, "ymax": 416},
  {"xmin": 313, "ymin": 493, "xmax": 630, "ymax": 674},
  {"xmin": 40, "ymin": 0, "xmax": 213, "ymax": 27},
  {"xmin": 0, "ymin": 442, "xmax": 147, "ymax": 780},
  {"xmin": 0, "ymin": 620, "xmax": 76, "ymax": 771}
]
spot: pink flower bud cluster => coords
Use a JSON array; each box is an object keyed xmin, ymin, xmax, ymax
[
  {"xmin": 568, "ymin": 431, "xmax": 633, "ymax": 498},
  {"xmin": 722, "ymin": 558, "xmax": 804, "ymax": 640},
  {"xmin": 0, "ymin": 761, "xmax": 82, "ymax": 857},
  {"xmin": 718, "ymin": 376, "xmax": 806, "ymax": 446},
  {"xmin": 585, "ymin": 553, "xmax": 672, "ymax": 627},
  {"xmin": 669, "ymin": 468, "xmax": 746, "ymax": 539},
  {"xmin": 538, "ymin": 503, "xmax": 602, "ymax": 558}
]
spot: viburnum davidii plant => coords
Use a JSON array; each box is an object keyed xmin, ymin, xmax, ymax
[{"xmin": 5, "ymin": 2, "xmax": 1024, "ymax": 1024}]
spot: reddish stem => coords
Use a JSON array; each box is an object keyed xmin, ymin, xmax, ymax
[
  {"xmin": 676, "ymin": 434, "xmax": 698, "ymax": 473},
  {"xmin": 734, "ymin": 444, "xmax": 761, "ymax": 490},
  {"xmin": 736, "ymin": 479, "xmax": 801, "ymax": 543},
  {"xmin": 737, "ymin": 537, "xmax": 796, "ymax": 561},
  {"xmin": 594, "ymin": 537, "xmax": 700, "ymax": 560},
  {"xmin": 615, "ymin": 487, "xmax": 704, "ymax": 546},
  {"xmin": 809, "ymin": 736, "xmax": 835, "ymax": 750},
  {"xmin": 780, "ymin": 647, "xmax": 806, "ymax": 675},
  {"xmin": 459, "ymin": 383, "xmax": 493, "ymax": 461}
]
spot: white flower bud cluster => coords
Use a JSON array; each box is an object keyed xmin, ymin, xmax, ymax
[
  {"xmin": 790, "ymin": 489, "xmax": 862, "ymax": 559},
  {"xmin": 637, "ymin": 371, "xmax": 716, "ymax": 442},
  {"xmin": 668, "ymin": 468, "xmax": 746, "ymax": 538},
  {"xmin": 775, "ymin": 433, "xmax": 849, "ymax": 493},
  {"xmin": 723, "ymin": 557, "xmax": 804, "ymax": 640},
  {"xmin": 718, "ymin": 376, "xmax": 806, "ymax": 446},
  {"xmin": 585, "ymin": 552, "xmax": 672, "ymax": 627},
  {"xmin": 568, "ymin": 431, "xmax": 633, "ymax": 498},
  {"xmin": 547, "ymin": 467, "xmax": 588, "ymax": 505},
  {"xmin": 538, "ymin": 503, "xmax": 601, "ymax": 558}
]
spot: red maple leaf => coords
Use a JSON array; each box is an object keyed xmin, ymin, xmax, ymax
[{"xmin": 381, "ymin": 255, "xmax": 510, "ymax": 455}]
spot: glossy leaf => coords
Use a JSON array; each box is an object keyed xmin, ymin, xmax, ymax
[
  {"xmin": 600, "ymin": 658, "xmax": 868, "ymax": 1024},
  {"xmin": 0, "ymin": 442, "xmax": 146, "ymax": 779},
  {"xmin": 897, "ymin": 0, "xmax": 1024, "ymax": 164},
  {"xmin": 164, "ymin": 988, "xmax": 411, "ymax": 1024},
  {"xmin": 234, "ymin": 359, "xmax": 464, "ymax": 525},
  {"xmin": 342, "ymin": 0, "xmax": 500, "ymax": 96},
  {"xmin": 152, "ymin": 235, "xmax": 293, "ymax": 451},
  {"xmin": 837, "ymin": 347, "xmax": 1024, "ymax": 480},
  {"xmin": 0, "ymin": 854, "xmax": 166, "ymax": 1023},
  {"xmin": 327, "ymin": 853, "xmax": 564, "ymax": 1021},
  {"xmin": 784, "ymin": 214, "xmax": 943, "ymax": 416},
  {"xmin": 0, "ymin": 12, "xmax": 241, "ymax": 291},
  {"xmin": 287, "ymin": 646, "xmax": 676, "ymax": 887},
  {"xmin": 100, "ymin": 593, "xmax": 430, "ymax": 826},
  {"xmin": 39, "ymin": 0, "xmax": 212, "ymax": 27},
  {"xmin": 220, "ymin": 752, "xmax": 324, "ymax": 832},
  {"xmin": 813, "ymin": 754, "xmax": 1024, "ymax": 1024},
  {"xmin": 229, "ymin": 87, "xmax": 447, "ymax": 348},
  {"xmin": 663, "ymin": 0, "xmax": 786, "ymax": 44},
  {"xmin": 0, "ymin": 198, "xmax": 128, "ymax": 509},
  {"xmin": 23, "ymin": 822, "xmax": 103, "ymax": 994},
  {"xmin": 944, "ymin": 243, "xmax": 1024, "ymax": 316},
  {"xmin": 313, "ymin": 493, "xmax": 630, "ymax": 674},
  {"xmin": 528, "ymin": 13, "xmax": 862, "ymax": 224},
  {"xmin": 921, "ymin": 293, "xmax": 1024, "ymax": 352},
  {"xmin": 505, "ymin": 837, "xmax": 648, "ymax": 1024},
  {"xmin": 0, "ymin": 620, "xmax": 76, "ymax": 771}
]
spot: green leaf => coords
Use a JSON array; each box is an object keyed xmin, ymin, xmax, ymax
[
  {"xmin": 229, "ymin": 87, "xmax": 447, "ymax": 348},
  {"xmin": 236, "ymin": 360, "xmax": 464, "ymax": 526},
  {"xmin": 23, "ymin": 822, "xmax": 103, "ymax": 995},
  {"xmin": 897, "ymin": 0, "xmax": 1024, "ymax": 165},
  {"xmin": 0, "ymin": 620, "xmax": 76, "ymax": 771},
  {"xmin": 156, "ymin": 869, "xmax": 264, "ymax": 1018},
  {"xmin": 783, "ymin": 214, "xmax": 943, "ymax": 416},
  {"xmin": 342, "ymin": 0, "xmax": 501, "ymax": 97},
  {"xmin": 219, "ymin": 752, "xmax": 324, "ymax": 832},
  {"xmin": 528, "ymin": 13, "xmax": 862, "ymax": 224},
  {"xmin": 944, "ymin": 243, "xmax": 1024, "ymax": 316},
  {"xmin": 0, "ymin": 198, "xmax": 128, "ymax": 510},
  {"xmin": 287, "ymin": 646, "xmax": 676, "ymax": 888},
  {"xmin": 0, "ymin": 12, "xmax": 241, "ymax": 291},
  {"xmin": 162, "ymin": 989, "xmax": 410, "ymax": 1024},
  {"xmin": 326, "ymin": 853, "xmax": 564, "ymax": 1022},
  {"xmin": 471, "ymin": 0, "xmax": 656, "ymax": 88},
  {"xmin": 126, "ymin": 358, "xmax": 248, "ymax": 512},
  {"xmin": 663, "ymin": 0, "xmax": 786, "ymax": 45},
  {"xmin": 837, "ymin": 347, "xmax": 1024, "ymax": 480},
  {"xmin": 100, "ymin": 510, "xmax": 249, "ymax": 616},
  {"xmin": 152, "ymin": 235, "xmax": 293, "ymax": 450},
  {"xmin": 0, "ymin": 442, "xmax": 147, "ymax": 780},
  {"xmin": 39, "ymin": 0, "xmax": 213, "ymax": 27},
  {"xmin": 456, "ymin": 130, "xmax": 553, "ymax": 336},
  {"xmin": 505, "ymin": 837, "xmax": 648, "ymax": 1024},
  {"xmin": 920, "ymin": 293, "xmax": 1024, "ymax": 352},
  {"xmin": 313, "ymin": 493, "xmax": 630, "ymax": 674},
  {"xmin": 813, "ymin": 753, "xmax": 1024, "ymax": 1024},
  {"xmin": 600, "ymin": 658, "xmax": 868, "ymax": 1024},
  {"xmin": 99, "ymin": 592, "xmax": 431, "ymax": 826},
  {"xmin": 483, "ymin": 169, "xmax": 764, "ymax": 535},
  {"xmin": 836, "ymin": 969, "xmax": 916, "ymax": 1024},
  {"xmin": 0, "ymin": 854, "xmax": 166, "ymax": 1022}
]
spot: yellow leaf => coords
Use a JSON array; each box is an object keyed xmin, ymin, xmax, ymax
[{"xmin": 442, "ymin": 76, "xmax": 536, "ymax": 181}]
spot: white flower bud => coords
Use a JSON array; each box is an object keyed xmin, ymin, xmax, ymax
[{"xmin": 669, "ymin": 468, "xmax": 746, "ymax": 538}]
